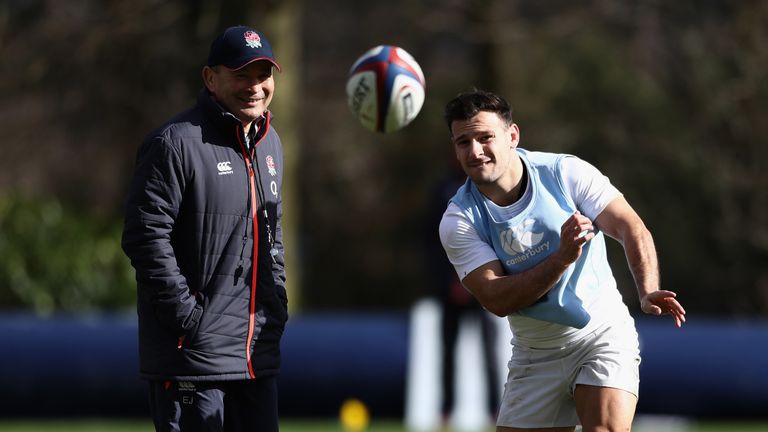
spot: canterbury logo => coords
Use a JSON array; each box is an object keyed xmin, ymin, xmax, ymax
[
  {"xmin": 178, "ymin": 381, "xmax": 196, "ymax": 392},
  {"xmin": 217, "ymin": 161, "xmax": 233, "ymax": 175},
  {"xmin": 501, "ymin": 218, "xmax": 544, "ymax": 255}
]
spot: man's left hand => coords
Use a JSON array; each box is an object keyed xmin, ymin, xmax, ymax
[{"xmin": 640, "ymin": 290, "xmax": 686, "ymax": 328}]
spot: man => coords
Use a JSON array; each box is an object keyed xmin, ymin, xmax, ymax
[
  {"xmin": 122, "ymin": 26, "xmax": 288, "ymax": 431},
  {"xmin": 439, "ymin": 90, "xmax": 685, "ymax": 431}
]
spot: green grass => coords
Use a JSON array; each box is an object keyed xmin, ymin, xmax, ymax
[
  {"xmin": 0, "ymin": 419, "xmax": 766, "ymax": 432},
  {"xmin": 0, "ymin": 419, "xmax": 404, "ymax": 432},
  {"xmin": 686, "ymin": 423, "xmax": 768, "ymax": 432},
  {"xmin": 0, "ymin": 420, "xmax": 153, "ymax": 432}
]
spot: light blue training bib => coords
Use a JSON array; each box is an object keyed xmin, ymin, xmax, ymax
[{"xmin": 450, "ymin": 149, "xmax": 615, "ymax": 328}]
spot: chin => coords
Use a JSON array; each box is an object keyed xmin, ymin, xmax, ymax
[
  {"xmin": 474, "ymin": 169, "xmax": 503, "ymax": 184},
  {"xmin": 241, "ymin": 109, "xmax": 264, "ymax": 121}
]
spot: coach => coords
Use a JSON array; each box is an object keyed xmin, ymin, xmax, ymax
[{"xmin": 122, "ymin": 25, "xmax": 288, "ymax": 431}]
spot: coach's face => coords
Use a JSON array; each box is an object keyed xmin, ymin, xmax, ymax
[
  {"xmin": 203, "ymin": 60, "xmax": 275, "ymax": 130},
  {"xmin": 451, "ymin": 111, "xmax": 520, "ymax": 187}
]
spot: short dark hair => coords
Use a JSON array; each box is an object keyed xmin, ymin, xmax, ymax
[{"xmin": 444, "ymin": 89, "xmax": 513, "ymax": 133}]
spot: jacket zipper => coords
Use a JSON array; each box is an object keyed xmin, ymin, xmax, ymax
[{"xmin": 235, "ymin": 125, "xmax": 259, "ymax": 379}]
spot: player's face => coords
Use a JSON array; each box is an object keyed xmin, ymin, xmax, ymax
[
  {"xmin": 451, "ymin": 111, "xmax": 520, "ymax": 186},
  {"xmin": 203, "ymin": 60, "xmax": 275, "ymax": 129}
]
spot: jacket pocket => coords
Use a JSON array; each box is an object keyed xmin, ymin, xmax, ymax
[{"xmin": 178, "ymin": 299, "xmax": 204, "ymax": 349}]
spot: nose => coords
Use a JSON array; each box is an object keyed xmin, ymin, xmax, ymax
[
  {"xmin": 246, "ymin": 78, "xmax": 263, "ymax": 91},
  {"xmin": 469, "ymin": 139, "xmax": 484, "ymax": 157}
]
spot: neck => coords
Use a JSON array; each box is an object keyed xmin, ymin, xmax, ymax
[{"xmin": 244, "ymin": 114, "xmax": 266, "ymax": 137}]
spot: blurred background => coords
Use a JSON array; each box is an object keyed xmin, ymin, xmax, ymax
[{"xmin": 1, "ymin": 0, "xmax": 767, "ymax": 431}]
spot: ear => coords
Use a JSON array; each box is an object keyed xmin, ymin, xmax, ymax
[
  {"xmin": 202, "ymin": 66, "xmax": 216, "ymax": 92},
  {"xmin": 509, "ymin": 123, "xmax": 521, "ymax": 149}
]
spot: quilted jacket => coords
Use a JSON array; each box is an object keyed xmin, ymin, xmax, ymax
[{"xmin": 122, "ymin": 90, "xmax": 288, "ymax": 381}]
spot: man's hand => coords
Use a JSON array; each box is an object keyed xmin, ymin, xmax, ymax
[
  {"xmin": 641, "ymin": 290, "xmax": 686, "ymax": 327},
  {"xmin": 553, "ymin": 211, "xmax": 595, "ymax": 266}
]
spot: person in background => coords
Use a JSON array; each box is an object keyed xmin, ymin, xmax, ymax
[
  {"xmin": 122, "ymin": 25, "xmax": 288, "ymax": 432},
  {"xmin": 426, "ymin": 160, "xmax": 500, "ymax": 427},
  {"xmin": 439, "ymin": 89, "xmax": 685, "ymax": 431}
]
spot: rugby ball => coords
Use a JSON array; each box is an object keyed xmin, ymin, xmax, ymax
[{"xmin": 346, "ymin": 45, "xmax": 426, "ymax": 133}]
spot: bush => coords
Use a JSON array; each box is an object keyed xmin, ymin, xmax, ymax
[{"xmin": 0, "ymin": 194, "xmax": 134, "ymax": 314}]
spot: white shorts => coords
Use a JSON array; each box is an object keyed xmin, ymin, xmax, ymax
[{"xmin": 497, "ymin": 318, "xmax": 641, "ymax": 428}]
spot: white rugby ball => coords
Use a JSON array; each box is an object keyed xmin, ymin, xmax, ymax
[{"xmin": 346, "ymin": 45, "xmax": 426, "ymax": 133}]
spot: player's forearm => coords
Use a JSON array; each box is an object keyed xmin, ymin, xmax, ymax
[
  {"xmin": 472, "ymin": 253, "xmax": 571, "ymax": 317},
  {"xmin": 623, "ymin": 223, "xmax": 660, "ymax": 300}
]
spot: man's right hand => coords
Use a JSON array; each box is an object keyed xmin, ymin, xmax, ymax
[{"xmin": 553, "ymin": 211, "xmax": 595, "ymax": 266}]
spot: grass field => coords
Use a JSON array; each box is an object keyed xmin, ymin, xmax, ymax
[{"xmin": 0, "ymin": 419, "xmax": 767, "ymax": 432}]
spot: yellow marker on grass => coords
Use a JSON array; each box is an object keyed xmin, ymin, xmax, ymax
[{"xmin": 340, "ymin": 398, "xmax": 370, "ymax": 431}]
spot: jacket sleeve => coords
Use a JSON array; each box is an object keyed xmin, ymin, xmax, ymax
[{"xmin": 121, "ymin": 134, "xmax": 202, "ymax": 336}]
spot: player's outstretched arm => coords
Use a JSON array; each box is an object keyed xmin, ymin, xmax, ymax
[{"xmin": 595, "ymin": 196, "xmax": 686, "ymax": 327}]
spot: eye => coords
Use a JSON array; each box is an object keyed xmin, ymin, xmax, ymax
[
  {"xmin": 479, "ymin": 134, "xmax": 494, "ymax": 143},
  {"xmin": 454, "ymin": 138, "xmax": 469, "ymax": 147}
]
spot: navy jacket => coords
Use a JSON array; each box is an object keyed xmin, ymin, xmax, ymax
[{"xmin": 122, "ymin": 90, "xmax": 288, "ymax": 381}]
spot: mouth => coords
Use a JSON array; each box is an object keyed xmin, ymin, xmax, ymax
[
  {"xmin": 467, "ymin": 159, "xmax": 491, "ymax": 169},
  {"xmin": 240, "ymin": 95, "xmax": 265, "ymax": 107}
]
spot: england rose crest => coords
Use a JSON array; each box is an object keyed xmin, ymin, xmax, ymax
[
  {"xmin": 244, "ymin": 31, "xmax": 262, "ymax": 49},
  {"xmin": 266, "ymin": 155, "xmax": 276, "ymax": 176}
]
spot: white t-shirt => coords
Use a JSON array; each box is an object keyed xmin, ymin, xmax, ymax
[{"xmin": 439, "ymin": 156, "xmax": 631, "ymax": 348}]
